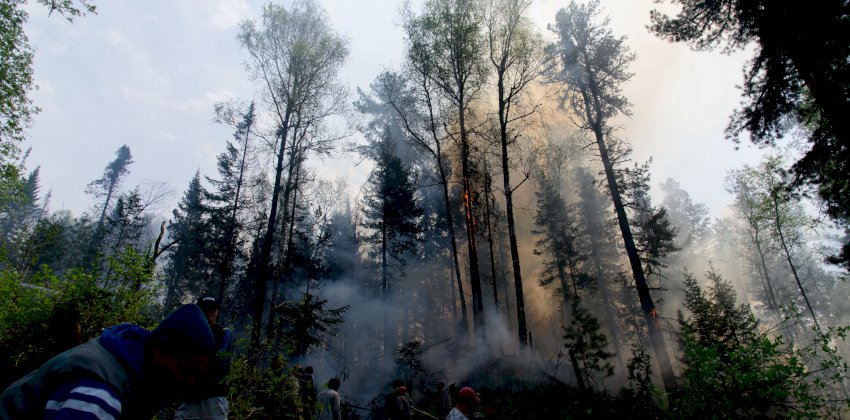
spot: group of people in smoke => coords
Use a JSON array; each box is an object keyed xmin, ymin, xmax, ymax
[
  {"xmin": 0, "ymin": 298, "xmax": 481, "ymax": 420},
  {"xmin": 385, "ymin": 379, "xmax": 481, "ymax": 420}
]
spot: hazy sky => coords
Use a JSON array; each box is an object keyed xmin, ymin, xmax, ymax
[{"xmin": 22, "ymin": 0, "xmax": 767, "ymax": 219}]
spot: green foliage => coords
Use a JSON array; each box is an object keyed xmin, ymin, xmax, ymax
[
  {"xmin": 85, "ymin": 145, "xmax": 134, "ymax": 206},
  {"xmin": 86, "ymin": 145, "xmax": 134, "ymax": 265},
  {"xmin": 728, "ymin": 154, "xmax": 827, "ymax": 328},
  {"xmin": 362, "ymin": 135, "xmax": 423, "ymax": 261},
  {"xmin": 673, "ymin": 269, "xmax": 849, "ymax": 418},
  {"xmin": 226, "ymin": 348, "xmax": 303, "ymax": 420},
  {"xmin": 404, "ymin": 0, "xmax": 488, "ymax": 107},
  {"xmin": 563, "ymin": 300, "xmax": 614, "ymax": 387},
  {"xmin": 617, "ymin": 343, "xmax": 664, "ymax": 418},
  {"xmin": 675, "ymin": 328, "xmax": 813, "ymax": 418},
  {"xmin": 546, "ymin": 0, "xmax": 636, "ymax": 124},
  {"xmin": 649, "ymin": 0, "xmax": 850, "ymax": 271},
  {"xmin": 618, "ymin": 159, "xmax": 679, "ymax": 278},
  {"xmin": 104, "ymin": 245, "xmax": 156, "ymax": 293},
  {"xmin": 0, "ymin": 0, "xmax": 36, "ymax": 159},
  {"xmin": 0, "ymin": 165, "xmax": 46, "ymax": 272},
  {"xmin": 205, "ymin": 102, "xmax": 257, "ymax": 303},
  {"xmin": 395, "ymin": 340, "xmax": 426, "ymax": 390},
  {"xmin": 0, "ymin": 261, "xmax": 155, "ymax": 390},
  {"xmin": 25, "ymin": 211, "xmax": 95, "ymax": 275},
  {"xmin": 532, "ymin": 174, "xmax": 584, "ymax": 301},
  {"xmin": 0, "ymin": 162, "xmax": 23, "ymax": 212},
  {"xmin": 163, "ymin": 172, "xmax": 212, "ymax": 311},
  {"xmin": 277, "ymin": 292, "xmax": 349, "ymax": 357},
  {"xmin": 680, "ymin": 269, "xmax": 758, "ymax": 349}
]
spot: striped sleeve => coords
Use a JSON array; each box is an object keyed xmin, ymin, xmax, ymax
[{"xmin": 43, "ymin": 377, "xmax": 122, "ymax": 420}]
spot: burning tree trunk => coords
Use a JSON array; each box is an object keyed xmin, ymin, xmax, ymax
[{"xmin": 547, "ymin": 1, "xmax": 676, "ymax": 391}]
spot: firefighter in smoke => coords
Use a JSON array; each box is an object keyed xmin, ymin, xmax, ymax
[
  {"xmin": 434, "ymin": 381, "xmax": 452, "ymax": 417},
  {"xmin": 445, "ymin": 386, "xmax": 479, "ymax": 420},
  {"xmin": 386, "ymin": 379, "xmax": 413, "ymax": 420}
]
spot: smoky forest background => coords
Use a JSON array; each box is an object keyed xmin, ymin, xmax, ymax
[{"xmin": 2, "ymin": 0, "xmax": 850, "ymax": 418}]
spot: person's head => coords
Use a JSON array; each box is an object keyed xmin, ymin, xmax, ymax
[
  {"xmin": 145, "ymin": 304, "xmax": 215, "ymax": 391},
  {"xmin": 436, "ymin": 381, "xmax": 446, "ymax": 391},
  {"xmin": 304, "ymin": 366, "xmax": 314, "ymax": 375},
  {"xmin": 196, "ymin": 296, "xmax": 221, "ymax": 325},
  {"xmin": 392, "ymin": 379, "xmax": 406, "ymax": 395},
  {"xmin": 456, "ymin": 387, "xmax": 480, "ymax": 414},
  {"xmin": 328, "ymin": 378, "xmax": 341, "ymax": 391}
]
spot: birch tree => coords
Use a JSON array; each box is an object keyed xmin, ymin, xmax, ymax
[
  {"xmin": 483, "ymin": 0, "xmax": 543, "ymax": 346},
  {"xmin": 404, "ymin": 0, "xmax": 489, "ymax": 336},
  {"xmin": 237, "ymin": 0, "xmax": 349, "ymax": 349}
]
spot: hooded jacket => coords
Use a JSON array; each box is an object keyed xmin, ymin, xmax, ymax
[
  {"xmin": 0, "ymin": 324, "xmax": 153, "ymax": 419},
  {"xmin": 0, "ymin": 304, "xmax": 214, "ymax": 419}
]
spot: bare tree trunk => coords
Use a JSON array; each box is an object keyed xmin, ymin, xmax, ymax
[
  {"xmin": 386, "ymin": 74, "xmax": 469, "ymax": 333},
  {"xmin": 771, "ymin": 194, "xmax": 821, "ymax": 329},
  {"xmin": 458, "ymin": 98, "xmax": 485, "ymax": 338},
  {"xmin": 483, "ymin": 162, "xmax": 501, "ymax": 313},
  {"xmin": 438, "ymin": 154, "xmax": 469, "ymax": 332},
  {"xmin": 218, "ymin": 111, "xmax": 253, "ymax": 302},
  {"xmin": 501, "ymin": 150, "xmax": 528, "ymax": 346},
  {"xmin": 593, "ymin": 126, "xmax": 677, "ymax": 392},
  {"xmin": 491, "ymin": 43, "xmax": 532, "ymax": 346},
  {"xmin": 382, "ymin": 220, "xmax": 391, "ymax": 360},
  {"xmin": 753, "ymin": 230, "xmax": 779, "ymax": 311},
  {"xmin": 569, "ymin": 348, "xmax": 586, "ymax": 390},
  {"xmin": 268, "ymin": 153, "xmax": 305, "ymax": 341},
  {"xmin": 425, "ymin": 79, "xmax": 468, "ymax": 332},
  {"xmin": 250, "ymin": 112, "xmax": 291, "ymax": 352}
]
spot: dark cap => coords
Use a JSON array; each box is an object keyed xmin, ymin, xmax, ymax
[
  {"xmin": 150, "ymin": 304, "xmax": 215, "ymax": 357},
  {"xmin": 196, "ymin": 296, "xmax": 221, "ymax": 312}
]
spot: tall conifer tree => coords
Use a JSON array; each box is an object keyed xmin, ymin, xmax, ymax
[
  {"xmin": 163, "ymin": 172, "xmax": 210, "ymax": 311},
  {"xmin": 362, "ymin": 135, "xmax": 423, "ymax": 359},
  {"xmin": 547, "ymin": 0, "xmax": 676, "ymax": 390}
]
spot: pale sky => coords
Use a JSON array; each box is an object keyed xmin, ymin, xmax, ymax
[{"xmin": 22, "ymin": 0, "xmax": 766, "ymax": 220}]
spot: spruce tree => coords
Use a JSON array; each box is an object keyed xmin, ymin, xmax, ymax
[
  {"xmin": 206, "ymin": 102, "xmax": 256, "ymax": 301},
  {"xmin": 162, "ymin": 172, "xmax": 210, "ymax": 311},
  {"xmin": 362, "ymin": 135, "xmax": 423, "ymax": 359},
  {"xmin": 563, "ymin": 300, "xmax": 615, "ymax": 389},
  {"xmin": 617, "ymin": 160, "xmax": 678, "ymax": 286},
  {"xmin": 532, "ymin": 174, "xmax": 585, "ymax": 312},
  {"xmin": 103, "ymin": 189, "xmax": 146, "ymax": 255},
  {"xmin": 85, "ymin": 145, "xmax": 133, "ymax": 266},
  {"xmin": 87, "ymin": 145, "xmax": 133, "ymax": 233},
  {"xmin": 0, "ymin": 167, "xmax": 47, "ymax": 271}
]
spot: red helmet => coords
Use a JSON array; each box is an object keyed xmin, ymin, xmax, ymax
[{"xmin": 457, "ymin": 387, "xmax": 480, "ymax": 404}]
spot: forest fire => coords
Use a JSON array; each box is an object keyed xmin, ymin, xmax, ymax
[{"xmin": 1, "ymin": 0, "xmax": 849, "ymax": 418}]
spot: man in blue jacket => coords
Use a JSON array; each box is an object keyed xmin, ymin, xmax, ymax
[
  {"xmin": 0, "ymin": 304, "xmax": 216, "ymax": 420},
  {"xmin": 174, "ymin": 297, "xmax": 233, "ymax": 420}
]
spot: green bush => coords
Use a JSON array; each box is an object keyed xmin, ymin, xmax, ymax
[
  {"xmin": 0, "ymin": 253, "xmax": 157, "ymax": 390},
  {"xmin": 671, "ymin": 270, "xmax": 849, "ymax": 418},
  {"xmin": 226, "ymin": 347, "xmax": 303, "ymax": 419}
]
